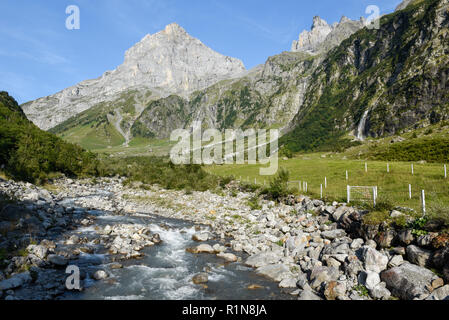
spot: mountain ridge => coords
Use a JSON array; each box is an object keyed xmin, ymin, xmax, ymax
[{"xmin": 21, "ymin": 23, "xmax": 246, "ymax": 131}]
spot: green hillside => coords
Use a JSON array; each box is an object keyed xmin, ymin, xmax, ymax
[
  {"xmin": 282, "ymin": 0, "xmax": 449, "ymax": 154},
  {"xmin": 0, "ymin": 91, "xmax": 98, "ymax": 182}
]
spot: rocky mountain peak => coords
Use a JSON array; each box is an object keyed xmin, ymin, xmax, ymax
[
  {"xmin": 312, "ymin": 16, "xmax": 329, "ymax": 29},
  {"xmin": 291, "ymin": 15, "xmax": 364, "ymax": 55},
  {"xmin": 22, "ymin": 23, "xmax": 245, "ymax": 130},
  {"xmin": 340, "ymin": 16, "xmax": 351, "ymax": 24},
  {"xmin": 163, "ymin": 22, "xmax": 186, "ymax": 35}
]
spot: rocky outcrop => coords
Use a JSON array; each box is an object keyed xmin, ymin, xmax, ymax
[
  {"xmin": 291, "ymin": 16, "xmax": 365, "ymax": 55},
  {"xmin": 21, "ymin": 23, "xmax": 245, "ymax": 130}
]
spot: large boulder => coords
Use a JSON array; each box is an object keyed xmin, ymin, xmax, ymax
[
  {"xmin": 432, "ymin": 247, "xmax": 449, "ymax": 282},
  {"xmin": 256, "ymin": 264, "xmax": 291, "ymax": 282},
  {"xmin": 47, "ymin": 254, "xmax": 68, "ymax": 267},
  {"xmin": 321, "ymin": 229, "xmax": 346, "ymax": 240},
  {"xmin": 285, "ymin": 234, "xmax": 309, "ymax": 256},
  {"xmin": 406, "ymin": 245, "xmax": 432, "ymax": 267},
  {"xmin": 298, "ymin": 289, "xmax": 322, "ymax": 300},
  {"xmin": 425, "ymin": 285, "xmax": 449, "ymax": 300},
  {"xmin": 309, "ymin": 266, "xmax": 339, "ymax": 289},
  {"xmin": 381, "ymin": 263, "xmax": 439, "ymax": 300},
  {"xmin": 245, "ymin": 251, "xmax": 281, "ymax": 268},
  {"xmin": 0, "ymin": 272, "xmax": 32, "ymax": 290},
  {"xmin": 26, "ymin": 244, "xmax": 48, "ymax": 260},
  {"xmin": 192, "ymin": 233, "xmax": 209, "ymax": 242},
  {"xmin": 362, "ymin": 247, "xmax": 388, "ymax": 273}
]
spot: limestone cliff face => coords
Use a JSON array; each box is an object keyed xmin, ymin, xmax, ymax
[
  {"xmin": 21, "ymin": 23, "xmax": 246, "ymax": 130},
  {"xmin": 291, "ymin": 16, "xmax": 365, "ymax": 55},
  {"xmin": 129, "ymin": 51, "xmax": 318, "ymax": 139}
]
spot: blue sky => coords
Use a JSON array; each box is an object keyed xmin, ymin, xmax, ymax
[{"xmin": 0, "ymin": 0, "xmax": 403, "ymax": 104}]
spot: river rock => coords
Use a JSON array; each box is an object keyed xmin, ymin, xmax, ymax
[
  {"xmin": 398, "ymin": 229, "xmax": 414, "ymax": 245},
  {"xmin": 425, "ymin": 285, "xmax": 449, "ymax": 300},
  {"xmin": 362, "ymin": 247, "xmax": 388, "ymax": 273},
  {"xmin": 321, "ymin": 229, "xmax": 346, "ymax": 240},
  {"xmin": 388, "ymin": 255, "xmax": 404, "ymax": 268},
  {"xmin": 47, "ymin": 254, "xmax": 68, "ymax": 267},
  {"xmin": 381, "ymin": 263, "xmax": 439, "ymax": 300},
  {"xmin": 245, "ymin": 251, "xmax": 281, "ymax": 268},
  {"xmin": 187, "ymin": 244, "xmax": 215, "ymax": 254},
  {"xmin": 309, "ymin": 266, "xmax": 339, "ymax": 289},
  {"xmin": 0, "ymin": 272, "xmax": 32, "ymax": 290},
  {"xmin": 216, "ymin": 252, "xmax": 238, "ymax": 262},
  {"xmin": 360, "ymin": 271, "xmax": 381, "ymax": 290},
  {"xmin": 256, "ymin": 263, "xmax": 291, "ymax": 282},
  {"xmin": 26, "ymin": 244, "xmax": 48, "ymax": 260},
  {"xmin": 298, "ymin": 289, "xmax": 322, "ymax": 300},
  {"xmin": 285, "ymin": 234, "xmax": 309, "ymax": 256},
  {"xmin": 350, "ymin": 238, "xmax": 364, "ymax": 250},
  {"xmin": 370, "ymin": 282, "xmax": 391, "ymax": 300},
  {"xmin": 192, "ymin": 273, "xmax": 208, "ymax": 284},
  {"xmin": 324, "ymin": 281, "xmax": 346, "ymax": 300},
  {"xmin": 332, "ymin": 206, "xmax": 349, "ymax": 222},
  {"xmin": 406, "ymin": 245, "xmax": 432, "ymax": 267},
  {"xmin": 192, "ymin": 233, "xmax": 209, "ymax": 242},
  {"xmin": 93, "ymin": 270, "xmax": 108, "ymax": 280},
  {"xmin": 279, "ymin": 278, "xmax": 298, "ymax": 288}
]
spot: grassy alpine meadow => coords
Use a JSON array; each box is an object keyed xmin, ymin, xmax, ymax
[{"xmin": 206, "ymin": 153, "xmax": 449, "ymax": 215}]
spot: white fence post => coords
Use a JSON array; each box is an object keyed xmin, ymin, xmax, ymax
[
  {"xmin": 387, "ymin": 163, "xmax": 390, "ymax": 173},
  {"xmin": 347, "ymin": 185, "xmax": 351, "ymax": 203},
  {"xmin": 325, "ymin": 177, "xmax": 327, "ymax": 188},
  {"xmin": 421, "ymin": 190, "xmax": 426, "ymax": 216},
  {"xmin": 409, "ymin": 184, "xmax": 412, "ymax": 200},
  {"xmin": 365, "ymin": 163, "xmax": 368, "ymax": 173},
  {"xmin": 305, "ymin": 182, "xmax": 308, "ymax": 193},
  {"xmin": 346, "ymin": 170, "xmax": 348, "ymax": 181},
  {"xmin": 320, "ymin": 184, "xmax": 323, "ymax": 199},
  {"xmin": 373, "ymin": 187, "xmax": 377, "ymax": 207},
  {"xmin": 411, "ymin": 164, "xmax": 414, "ymax": 175}
]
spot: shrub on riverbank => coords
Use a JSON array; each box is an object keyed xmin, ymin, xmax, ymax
[{"xmin": 98, "ymin": 156, "xmax": 224, "ymax": 192}]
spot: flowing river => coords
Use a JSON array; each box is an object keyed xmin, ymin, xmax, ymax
[{"xmin": 57, "ymin": 208, "xmax": 292, "ymax": 300}]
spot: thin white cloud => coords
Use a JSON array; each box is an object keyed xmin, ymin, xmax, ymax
[
  {"xmin": 0, "ymin": 27, "xmax": 69, "ymax": 65},
  {"xmin": 211, "ymin": 0, "xmax": 297, "ymax": 45}
]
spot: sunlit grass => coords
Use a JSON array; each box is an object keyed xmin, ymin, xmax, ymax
[{"xmin": 206, "ymin": 153, "xmax": 449, "ymax": 213}]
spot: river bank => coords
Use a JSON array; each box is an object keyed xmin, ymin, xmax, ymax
[{"xmin": 0, "ymin": 176, "xmax": 448, "ymax": 300}]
